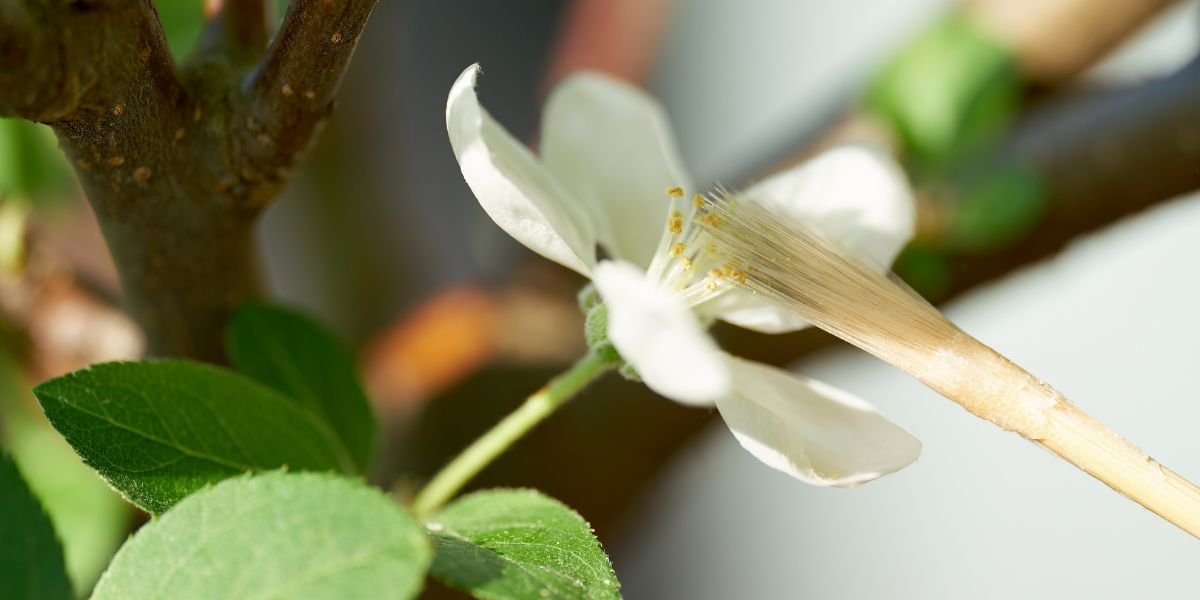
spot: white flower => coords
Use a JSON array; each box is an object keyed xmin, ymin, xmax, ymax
[{"xmin": 446, "ymin": 64, "xmax": 921, "ymax": 486}]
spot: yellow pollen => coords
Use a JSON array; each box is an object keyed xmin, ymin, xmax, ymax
[
  {"xmin": 731, "ymin": 269, "xmax": 747, "ymax": 284},
  {"xmin": 701, "ymin": 213, "xmax": 722, "ymax": 227},
  {"xmin": 693, "ymin": 194, "xmax": 704, "ymax": 208},
  {"xmin": 668, "ymin": 210, "xmax": 683, "ymax": 235},
  {"xmin": 708, "ymin": 268, "xmax": 725, "ymax": 280},
  {"xmin": 666, "ymin": 186, "xmax": 684, "ymax": 198},
  {"xmin": 706, "ymin": 279, "xmax": 719, "ymax": 291},
  {"xmin": 680, "ymin": 257, "xmax": 693, "ymax": 270},
  {"xmin": 669, "ymin": 242, "xmax": 685, "ymax": 257}
]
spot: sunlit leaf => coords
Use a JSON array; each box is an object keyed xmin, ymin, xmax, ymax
[
  {"xmin": 429, "ymin": 489, "xmax": 622, "ymax": 600},
  {"xmin": 33, "ymin": 360, "xmax": 353, "ymax": 514},
  {"xmin": 92, "ymin": 471, "xmax": 432, "ymax": 599}
]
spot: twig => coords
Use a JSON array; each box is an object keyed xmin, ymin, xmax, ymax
[
  {"xmin": 0, "ymin": 0, "xmax": 381, "ymax": 361},
  {"xmin": 243, "ymin": 0, "xmax": 379, "ymax": 181}
]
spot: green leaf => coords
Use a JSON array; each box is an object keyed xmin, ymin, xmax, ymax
[
  {"xmin": 227, "ymin": 301, "xmax": 376, "ymax": 473},
  {"xmin": 32, "ymin": 360, "xmax": 353, "ymax": 515},
  {"xmin": 92, "ymin": 471, "xmax": 431, "ymax": 600},
  {"xmin": 0, "ymin": 449, "xmax": 72, "ymax": 600},
  {"xmin": 428, "ymin": 489, "xmax": 621, "ymax": 600}
]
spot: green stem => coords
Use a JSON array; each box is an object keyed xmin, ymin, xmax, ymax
[{"xmin": 411, "ymin": 350, "xmax": 616, "ymax": 518}]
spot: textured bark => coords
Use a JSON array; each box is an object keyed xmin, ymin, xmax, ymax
[{"xmin": 0, "ymin": 0, "xmax": 379, "ymax": 361}]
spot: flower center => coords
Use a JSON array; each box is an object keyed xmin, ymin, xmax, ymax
[{"xmin": 646, "ymin": 186, "xmax": 748, "ymax": 307}]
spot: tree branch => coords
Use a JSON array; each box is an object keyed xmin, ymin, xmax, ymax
[
  {"xmin": 0, "ymin": 0, "xmax": 382, "ymax": 361},
  {"xmin": 0, "ymin": 1, "xmax": 182, "ymax": 123},
  {"xmin": 242, "ymin": 0, "xmax": 379, "ymax": 181}
]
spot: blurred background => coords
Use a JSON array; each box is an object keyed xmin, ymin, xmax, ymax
[{"xmin": 3, "ymin": 0, "xmax": 1200, "ymax": 597}]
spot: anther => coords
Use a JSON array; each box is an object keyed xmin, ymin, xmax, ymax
[
  {"xmin": 669, "ymin": 242, "xmax": 685, "ymax": 257},
  {"xmin": 666, "ymin": 186, "xmax": 684, "ymax": 198},
  {"xmin": 668, "ymin": 210, "xmax": 683, "ymax": 235},
  {"xmin": 693, "ymin": 194, "xmax": 704, "ymax": 208}
]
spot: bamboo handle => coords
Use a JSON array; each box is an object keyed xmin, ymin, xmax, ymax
[{"xmin": 927, "ymin": 332, "xmax": 1200, "ymax": 538}]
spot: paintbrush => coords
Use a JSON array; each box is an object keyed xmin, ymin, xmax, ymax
[{"xmin": 697, "ymin": 191, "xmax": 1200, "ymax": 538}]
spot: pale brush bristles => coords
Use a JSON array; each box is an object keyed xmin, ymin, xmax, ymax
[
  {"xmin": 697, "ymin": 191, "xmax": 958, "ymax": 384},
  {"xmin": 694, "ymin": 190, "xmax": 1200, "ymax": 539}
]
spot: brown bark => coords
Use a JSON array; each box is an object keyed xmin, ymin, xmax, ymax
[{"xmin": 0, "ymin": 0, "xmax": 379, "ymax": 361}]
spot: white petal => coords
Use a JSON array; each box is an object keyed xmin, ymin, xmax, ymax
[
  {"xmin": 540, "ymin": 72, "xmax": 692, "ymax": 269},
  {"xmin": 710, "ymin": 144, "xmax": 916, "ymax": 334},
  {"xmin": 715, "ymin": 356, "xmax": 921, "ymax": 487},
  {"xmin": 744, "ymin": 144, "xmax": 915, "ymax": 268},
  {"xmin": 447, "ymin": 64, "xmax": 597, "ymax": 275},
  {"xmin": 592, "ymin": 260, "xmax": 729, "ymax": 406},
  {"xmin": 697, "ymin": 289, "xmax": 812, "ymax": 335}
]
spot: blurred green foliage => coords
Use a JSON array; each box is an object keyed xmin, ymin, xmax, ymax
[
  {"xmin": 893, "ymin": 244, "xmax": 954, "ymax": 301},
  {"xmin": 866, "ymin": 14, "xmax": 1020, "ymax": 173},
  {"xmin": 157, "ymin": 2, "xmax": 206, "ymax": 62},
  {"xmin": 0, "ymin": 344, "xmax": 128, "ymax": 595},
  {"xmin": 945, "ymin": 160, "xmax": 1047, "ymax": 253},
  {"xmin": 158, "ymin": 0, "xmax": 292, "ymax": 63},
  {"xmin": 0, "ymin": 119, "xmax": 71, "ymax": 205}
]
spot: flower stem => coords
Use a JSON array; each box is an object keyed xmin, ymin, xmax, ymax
[{"xmin": 411, "ymin": 351, "xmax": 616, "ymax": 518}]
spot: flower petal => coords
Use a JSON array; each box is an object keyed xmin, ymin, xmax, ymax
[
  {"xmin": 540, "ymin": 72, "xmax": 692, "ymax": 269},
  {"xmin": 709, "ymin": 144, "xmax": 915, "ymax": 334},
  {"xmin": 715, "ymin": 356, "xmax": 921, "ymax": 487},
  {"xmin": 697, "ymin": 290, "xmax": 812, "ymax": 334},
  {"xmin": 447, "ymin": 64, "xmax": 597, "ymax": 275},
  {"xmin": 743, "ymin": 144, "xmax": 915, "ymax": 267},
  {"xmin": 592, "ymin": 260, "xmax": 729, "ymax": 406}
]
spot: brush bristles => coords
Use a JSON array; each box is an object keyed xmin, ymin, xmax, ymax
[
  {"xmin": 697, "ymin": 193, "xmax": 1064, "ymax": 435},
  {"xmin": 698, "ymin": 194, "xmax": 957, "ymax": 375}
]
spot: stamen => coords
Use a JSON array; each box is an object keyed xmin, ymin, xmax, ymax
[
  {"xmin": 669, "ymin": 242, "xmax": 685, "ymax": 257},
  {"xmin": 665, "ymin": 186, "xmax": 684, "ymax": 198},
  {"xmin": 693, "ymin": 194, "xmax": 704, "ymax": 209},
  {"xmin": 668, "ymin": 210, "xmax": 683, "ymax": 235}
]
